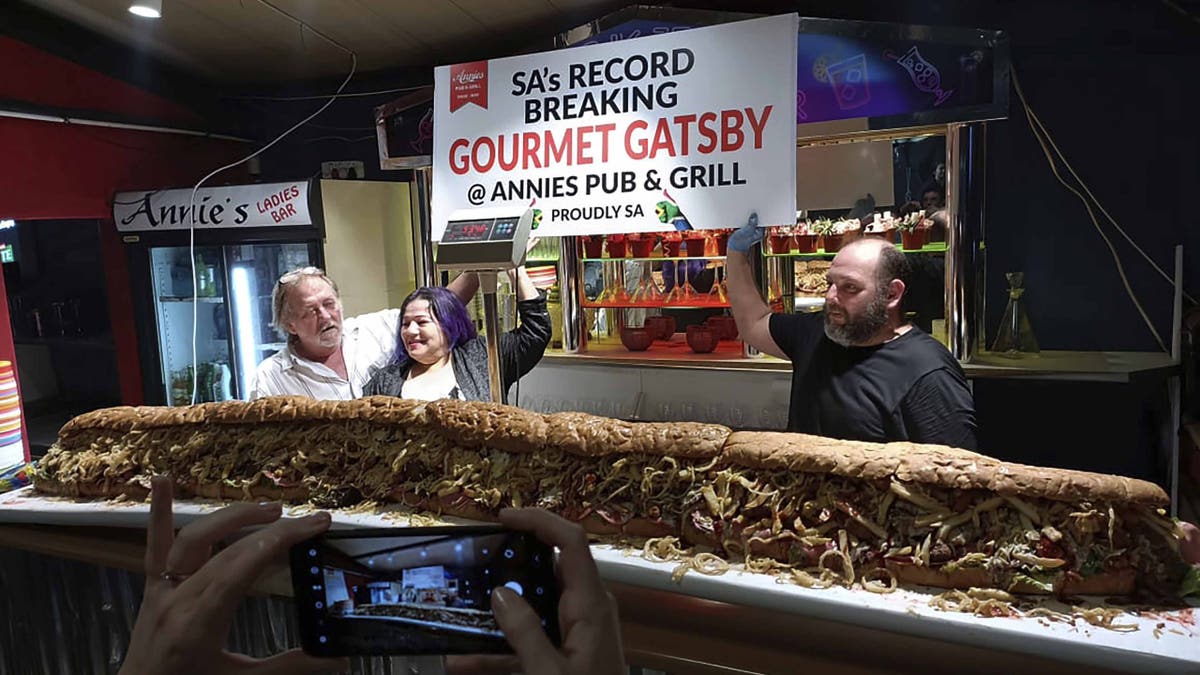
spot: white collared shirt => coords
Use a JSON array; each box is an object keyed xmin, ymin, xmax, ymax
[{"xmin": 250, "ymin": 308, "xmax": 401, "ymax": 400}]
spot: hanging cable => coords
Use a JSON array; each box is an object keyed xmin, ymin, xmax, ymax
[
  {"xmin": 1010, "ymin": 68, "xmax": 1171, "ymax": 353},
  {"xmin": 1012, "ymin": 70, "xmax": 1195, "ymax": 306},
  {"xmin": 1160, "ymin": 0, "xmax": 1200, "ymax": 27},
  {"xmin": 187, "ymin": 0, "xmax": 358, "ymax": 403}
]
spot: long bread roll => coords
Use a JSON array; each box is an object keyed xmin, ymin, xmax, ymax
[{"xmin": 33, "ymin": 397, "xmax": 1189, "ymax": 597}]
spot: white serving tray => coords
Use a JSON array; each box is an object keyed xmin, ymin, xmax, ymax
[{"xmin": 0, "ymin": 487, "xmax": 1196, "ymax": 673}]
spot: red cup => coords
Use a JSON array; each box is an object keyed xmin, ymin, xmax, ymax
[
  {"xmin": 630, "ymin": 237, "xmax": 656, "ymax": 258},
  {"xmin": 713, "ymin": 231, "xmax": 730, "ymax": 256},
  {"xmin": 606, "ymin": 237, "xmax": 627, "ymax": 258},
  {"xmin": 767, "ymin": 235, "xmax": 793, "ymax": 254},
  {"xmin": 822, "ymin": 233, "xmax": 845, "ymax": 253},
  {"xmin": 705, "ymin": 315, "xmax": 738, "ymax": 341},
  {"xmin": 620, "ymin": 327, "xmax": 652, "ymax": 351},
  {"xmin": 684, "ymin": 235, "xmax": 707, "ymax": 257},
  {"xmin": 901, "ymin": 229, "xmax": 925, "ymax": 250},
  {"xmin": 794, "ymin": 233, "xmax": 819, "ymax": 253},
  {"xmin": 581, "ymin": 237, "xmax": 604, "ymax": 258},
  {"xmin": 644, "ymin": 316, "xmax": 676, "ymax": 341},
  {"xmin": 686, "ymin": 325, "xmax": 718, "ymax": 353}
]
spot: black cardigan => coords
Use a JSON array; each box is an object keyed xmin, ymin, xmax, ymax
[{"xmin": 362, "ymin": 293, "xmax": 552, "ymax": 403}]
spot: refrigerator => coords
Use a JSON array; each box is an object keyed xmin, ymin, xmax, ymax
[{"xmin": 128, "ymin": 237, "xmax": 320, "ymax": 406}]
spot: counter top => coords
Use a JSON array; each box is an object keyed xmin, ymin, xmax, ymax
[
  {"xmin": 545, "ymin": 345, "xmax": 1179, "ymax": 382},
  {"xmin": 964, "ymin": 350, "xmax": 1178, "ymax": 383},
  {"xmin": 0, "ymin": 488, "xmax": 1194, "ymax": 674},
  {"xmin": 544, "ymin": 338, "xmax": 789, "ymax": 372}
]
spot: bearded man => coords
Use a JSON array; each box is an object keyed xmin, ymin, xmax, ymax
[{"xmin": 726, "ymin": 216, "xmax": 977, "ymax": 449}]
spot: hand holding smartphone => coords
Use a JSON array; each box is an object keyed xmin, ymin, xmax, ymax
[{"xmin": 290, "ymin": 526, "xmax": 562, "ymax": 657}]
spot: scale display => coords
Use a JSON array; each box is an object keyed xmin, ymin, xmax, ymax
[
  {"xmin": 443, "ymin": 219, "xmax": 493, "ymax": 243},
  {"xmin": 442, "ymin": 218, "xmax": 520, "ymax": 244},
  {"xmin": 436, "ymin": 209, "xmax": 533, "ymax": 272}
]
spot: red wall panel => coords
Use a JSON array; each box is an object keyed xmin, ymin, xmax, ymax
[
  {"xmin": 0, "ymin": 35, "xmax": 202, "ymax": 126},
  {"xmin": 0, "ymin": 118, "xmax": 249, "ymax": 221},
  {"xmin": 98, "ymin": 219, "xmax": 143, "ymax": 406}
]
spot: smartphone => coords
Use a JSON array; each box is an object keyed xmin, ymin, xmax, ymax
[{"xmin": 290, "ymin": 526, "xmax": 562, "ymax": 657}]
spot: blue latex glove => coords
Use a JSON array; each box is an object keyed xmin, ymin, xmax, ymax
[{"xmin": 726, "ymin": 212, "xmax": 763, "ymax": 253}]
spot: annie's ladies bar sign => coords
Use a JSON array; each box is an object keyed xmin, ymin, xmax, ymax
[{"xmin": 113, "ymin": 182, "xmax": 312, "ymax": 232}]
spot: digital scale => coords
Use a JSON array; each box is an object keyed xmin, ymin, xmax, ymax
[{"xmin": 435, "ymin": 207, "xmax": 535, "ymax": 403}]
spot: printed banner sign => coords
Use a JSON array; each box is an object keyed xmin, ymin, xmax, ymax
[
  {"xmin": 432, "ymin": 14, "xmax": 799, "ymax": 238},
  {"xmin": 114, "ymin": 182, "xmax": 312, "ymax": 232}
]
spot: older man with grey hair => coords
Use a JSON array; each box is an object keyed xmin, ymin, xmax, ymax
[{"xmin": 250, "ymin": 267, "xmax": 477, "ymax": 400}]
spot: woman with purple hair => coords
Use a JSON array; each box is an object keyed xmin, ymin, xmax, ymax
[{"xmin": 362, "ymin": 266, "xmax": 550, "ymax": 403}]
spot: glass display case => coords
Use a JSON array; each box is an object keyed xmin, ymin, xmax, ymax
[
  {"xmin": 572, "ymin": 231, "xmax": 742, "ymax": 358},
  {"xmin": 545, "ymin": 125, "xmax": 975, "ymax": 360},
  {"xmin": 760, "ymin": 129, "xmax": 954, "ymax": 339}
]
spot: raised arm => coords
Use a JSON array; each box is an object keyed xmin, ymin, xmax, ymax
[
  {"xmin": 508, "ymin": 264, "xmax": 539, "ymax": 301},
  {"xmin": 726, "ymin": 214, "xmax": 786, "ymax": 360},
  {"xmin": 447, "ymin": 271, "xmax": 480, "ymax": 304}
]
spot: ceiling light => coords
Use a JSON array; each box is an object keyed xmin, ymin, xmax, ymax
[{"xmin": 128, "ymin": 0, "xmax": 161, "ymax": 18}]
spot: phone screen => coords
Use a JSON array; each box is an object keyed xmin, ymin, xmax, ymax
[{"xmin": 290, "ymin": 526, "xmax": 561, "ymax": 656}]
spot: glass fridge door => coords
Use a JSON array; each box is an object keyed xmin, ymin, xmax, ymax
[
  {"xmin": 226, "ymin": 242, "xmax": 315, "ymax": 399},
  {"xmin": 149, "ymin": 245, "xmax": 233, "ymax": 406}
]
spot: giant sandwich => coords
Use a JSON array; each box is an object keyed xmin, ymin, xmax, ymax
[{"xmin": 33, "ymin": 396, "xmax": 1191, "ymax": 598}]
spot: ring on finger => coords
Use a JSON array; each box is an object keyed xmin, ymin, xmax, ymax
[{"xmin": 160, "ymin": 571, "xmax": 190, "ymax": 585}]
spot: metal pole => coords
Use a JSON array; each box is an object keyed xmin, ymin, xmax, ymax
[
  {"xmin": 478, "ymin": 271, "xmax": 505, "ymax": 403},
  {"xmin": 409, "ymin": 166, "xmax": 437, "ymax": 288},
  {"xmin": 1169, "ymin": 244, "xmax": 1183, "ymax": 516},
  {"xmin": 559, "ymin": 236, "xmax": 585, "ymax": 353},
  {"xmin": 744, "ymin": 241, "xmax": 767, "ymax": 357},
  {"xmin": 946, "ymin": 122, "xmax": 987, "ymax": 361}
]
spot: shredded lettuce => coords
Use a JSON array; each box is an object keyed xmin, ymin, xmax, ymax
[
  {"xmin": 1181, "ymin": 565, "xmax": 1200, "ymax": 598},
  {"xmin": 1012, "ymin": 572, "xmax": 1054, "ymax": 593},
  {"xmin": 1079, "ymin": 550, "xmax": 1103, "ymax": 577},
  {"xmin": 943, "ymin": 552, "xmax": 987, "ymax": 573}
]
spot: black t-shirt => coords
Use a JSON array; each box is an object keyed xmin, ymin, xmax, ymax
[{"xmin": 769, "ymin": 312, "xmax": 977, "ymax": 450}]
